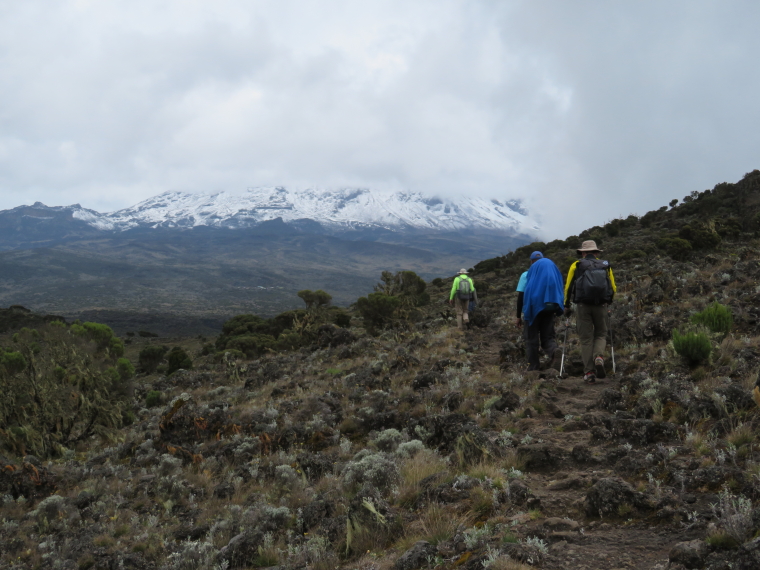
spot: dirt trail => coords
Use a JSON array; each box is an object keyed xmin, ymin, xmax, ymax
[
  {"xmin": 528, "ymin": 374, "xmax": 692, "ymax": 569},
  {"xmin": 464, "ymin": 326, "xmax": 697, "ymax": 570}
]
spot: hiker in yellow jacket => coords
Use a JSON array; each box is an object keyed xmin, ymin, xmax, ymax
[
  {"xmin": 563, "ymin": 240, "xmax": 617, "ymax": 383},
  {"xmin": 449, "ymin": 268, "xmax": 477, "ymax": 331}
]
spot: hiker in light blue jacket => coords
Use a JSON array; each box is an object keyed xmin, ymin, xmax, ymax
[{"xmin": 521, "ymin": 255, "xmax": 565, "ymax": 371}]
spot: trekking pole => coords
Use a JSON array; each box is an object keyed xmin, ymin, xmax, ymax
[
  {"xmin": 559, "ymin": 318, "xmax": 569, "ymax": 377},
  {"xmin": 608, "ymin": 309, "xmax": 616, "ymax": 374}
]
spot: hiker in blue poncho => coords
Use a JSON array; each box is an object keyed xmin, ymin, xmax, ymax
[{"xmin": 521, "ymin": 255, "xmax": 565, "ymax": 371}]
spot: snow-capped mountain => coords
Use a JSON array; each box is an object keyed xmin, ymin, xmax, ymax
[{"xmin": 69, "ymin": 187, "xmax": 539, "ymax": 235}]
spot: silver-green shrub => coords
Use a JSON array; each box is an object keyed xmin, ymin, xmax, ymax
[
  {"xmin": 342, "ymin": 451, "xmax": 400, "ymax": 492},
  {"xmin": 372, "ymin": 428, "xmax": 404, "ymax": 452}
]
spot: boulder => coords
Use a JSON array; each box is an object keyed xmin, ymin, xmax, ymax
[
  {"xmin": 543, "ymin": 517, "xmax": 580, "ymax": 532},
  {"xmin": 412, "ymin": 372, "xmax": 441, "ymax": 391},
  {"xmin": 597, "ymin": 388, "xmax": 625, "ymax": 412},
  {"xmin": 669, "ymin": 540, "xmax": 708, "ymax": 569},
  {"xmin": 584, "ymin": 477, "xmax": 648, "ymax": 517},
  {"xmin": 394, "ymin": 541, "xmax": 436, "ymax": 570},
  {"xmin": 517, "ymin": 443, "xmax": 567, "ymax": 471}
]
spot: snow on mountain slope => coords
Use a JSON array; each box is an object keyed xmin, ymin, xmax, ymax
[{"xmin": 70, "ymin": 187, "xmax": 539, "ymax": 235}]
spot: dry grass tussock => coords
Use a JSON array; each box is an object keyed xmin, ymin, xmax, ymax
[
  {"xmin": 486, "ymin": 556, "xmax": 534, "ymax": 570},
  {"xmin": 396, "ymin": 448, "xmax": 450, "ymax": 507},
  {"xmin": 397, "ymin": 503, "xmax": 470, "ymax": 552}
]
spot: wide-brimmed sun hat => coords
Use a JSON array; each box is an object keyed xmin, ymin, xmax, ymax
[
  {"xmin": 577, "ymin": 240, "xmax": 602, "ymax": 253},
  {"xmin": 458, "ymin": 268, "xmax": 468, "ymax": 274}
]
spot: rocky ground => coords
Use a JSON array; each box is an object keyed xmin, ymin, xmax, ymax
[{"xmin": 3, "ymin": 174, "xmax": 760, "ymax": 569}]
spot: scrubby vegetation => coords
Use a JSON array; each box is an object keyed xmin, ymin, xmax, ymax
[
  {"xmin": 0, "ymin": 322, "xmax": 134, "ymax": 459},
  {"xmin": 672, "ymin": 328, "xmax": 712, "ymax": 364},
  {"xmin": 3, "ymin": 172, "xmax": 760, "ymax": 569}
]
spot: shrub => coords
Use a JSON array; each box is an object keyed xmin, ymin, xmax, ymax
[
  {"xmin": 604, "ymin": 220, "xmax": 621, "ymax": 237},
  {"xmin": 372, "ymin": 428, "xmax": 404, "ymax": 452},
  {"xmin": 617, "ymin": 249, "xmax": 646, "ymax": 261},
  {"xmin": 679, "ymin": 224, "xmax": 722, "ymax": 249},
  {"xmin": 375, "ymin": 270, "xmax": 429, "ymax": 306},
  {"xmin": 672, "ymin": 329, "xmax": 711, "ymax": 364},
  {"xmin": 116, "ymin": 358, "xmax": 135, "ymax": 381},
  {"xmin": 166, "ymin": 347, "xmax": 192, "ymax": 375},
  {"xmin": 395, "ymin": 440, "xmax": 426, "ymax": 459},
  {"xmin": 226, "ymin": 333, "xmax": 276, "ymax": 357},
  {"xmin": 145, "ymin": 391, "xmax": 163, "ymax": 408},
  {"xmin": 640, "ymin": 210, "xmax": 660, "ymax": 228},
  {"xmin": 331, "ymin": 310, "xmax": 351, "ymax": 328},
  {"xmin": 298, "ymin": 289, "xmax": 332, "ymax": 308},
  {"xmin": 0, "ymin": 351, "xmax": 27, "ymax": 375},
  {"xmin": 0, "ymin": 323, "xmax": 132, "ymax": 457},
  {"xmin": 356, "ymin": 293, "xmax": 402, "ymax": 333},
  {"xmin": 138, "ymin": 345, "xmax": 168, "ymax": 373},
  {"xmin": 710, "ymin": 488, "xmax": 754, "ymax": 545},
  {"xmin": 216, "ymin": 309, "xmax": 328, "ymax": 357},
  {"xmin": 70, "ymin": 322, "xmax": 125, "ymax": 358},
  {"xmin": 691, "ymin": 302, "xmax": 733, "ymax": 335},
  {"xmin": 342, "ymin": 451, "xmax": 400, "ymax": 493},
  {"xmin": 431, "ymin": 277, "xmax": 445, "ymax": 287},
  {"xmin": 472, "ymin": 258, "xmax": 501, "ymax": 274},
  {"xmin": 657, "ymin": 237, "xmax": 692, "ymax": 261}
]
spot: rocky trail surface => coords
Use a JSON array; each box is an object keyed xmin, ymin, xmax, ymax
[{"xmin": 454, "ymin": 321, "xmax": 754, "ymax": 570}]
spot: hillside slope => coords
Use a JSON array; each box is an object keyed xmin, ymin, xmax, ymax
[{"xmin": 2, "ymin": 171, "xmax": 760, "ymax": 569}]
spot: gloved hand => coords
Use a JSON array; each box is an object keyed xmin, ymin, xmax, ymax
[{"xmin": 563, "ymin": 306, "xmax": 572, "ymax": 317}]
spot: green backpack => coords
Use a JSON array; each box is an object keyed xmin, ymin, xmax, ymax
[{"xmin": 457, "ymin": 277, "xmax": 473, "ymax": 300}]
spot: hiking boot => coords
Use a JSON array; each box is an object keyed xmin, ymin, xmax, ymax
[
  {"xmin": 594, "ymin": 356, "xmax": 606, "ymax": 379},
  {"xmin": 584, "ymin": 372, "xmax": 596, "ymax": 384}
]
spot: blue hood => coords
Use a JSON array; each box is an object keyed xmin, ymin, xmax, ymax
[{"xmin": 522, "ymin": 258, "xmax": 565, "ymax": 325}]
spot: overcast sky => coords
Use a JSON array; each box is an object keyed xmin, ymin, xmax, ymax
[{"xmin": 1, "ymin": 0, "xmax": 758, "ymax": 239}]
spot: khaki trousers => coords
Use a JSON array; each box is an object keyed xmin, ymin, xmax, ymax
[
  {"xmin": 454, "ymin": 297, "xmax": 470, "ymax": 330},
  {"xmin": 576, "ymin": 303, "xmax": 608, "ymax": 373}
]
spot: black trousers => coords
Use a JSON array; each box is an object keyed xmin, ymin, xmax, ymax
[{"xmin": 524, "ymin": 310, "xmax": 558, "ymax": 371}]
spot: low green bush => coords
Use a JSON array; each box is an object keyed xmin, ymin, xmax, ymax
[
  {"xmin": 166, "ymin": 347, "xmax": 192, "ymax": 375},
  {"xmin": 138, "ymin": 345, "xmax": 168, "ymax": 373},
  {"xmin": 472, "ymin": 258, "xmax": 500, "ymax": 274},
  {"xmin": 356, "ymin": 292, "xmax": 402, "ymax": 334},
  {"xmin": 70, "ymin": 322, "xmax": 125, "ymax": 358},
  {"xmin": 657, "ymin": 237, "xmax": 692, "ymax": 261},
  {"xmin": 145, "ymin": 390, "xmax": 163, "ymax": 408},
  {"xmin": 116, "ymin": 358, "xmax": 135, "ymax": 381},
  {"xmin": 679, "ymin": 224, "xmax": 722, "ymax": 249},
  {"xmin": 332, "ymin": 310, "xmax": 352, "ymax": 328},
  {"xmin": 1, "ymin": 351, "xmax": 27, "ymax": 375},
  {"xmin": 672, "ymin": 329, "xmax": 711, "ymax": 364},
  {"xmin": 617, "ymin": 249, "xmax": 646, "ymax": 261},
  {"xmin": 691, "ymin": 302, "xmax": 733, "ymax": 335},
  {"xmin": 297, "ymin": 289, "xmax": 332, "ymax": 308}
]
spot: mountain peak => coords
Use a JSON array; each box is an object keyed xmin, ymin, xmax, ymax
[{"xmin": 69, "ymin": 187, "xmax": 539, "ymax": 236}]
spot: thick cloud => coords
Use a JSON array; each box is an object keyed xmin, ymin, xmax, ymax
[{"xmin": 1, "ymin": 0, "xmax": 758, "ymax": 239}]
